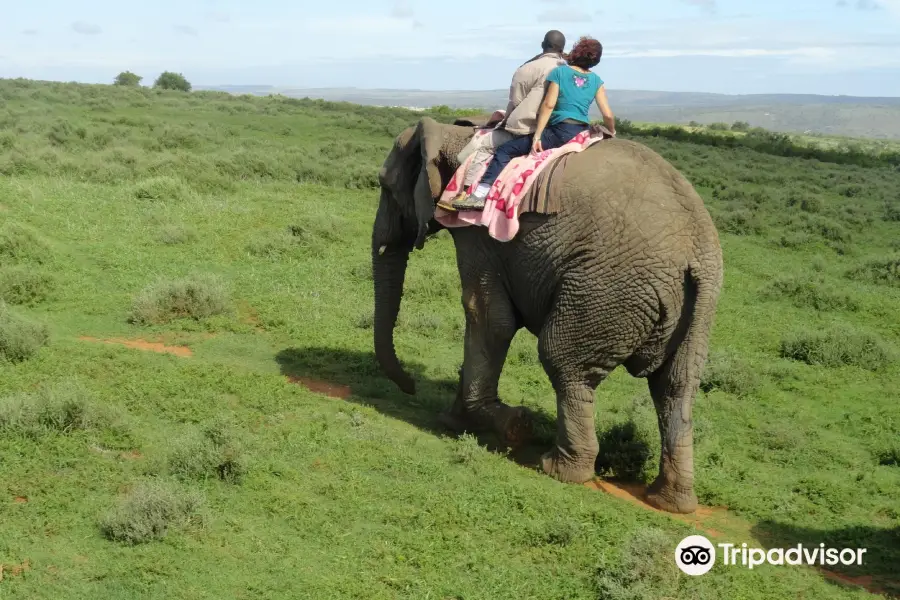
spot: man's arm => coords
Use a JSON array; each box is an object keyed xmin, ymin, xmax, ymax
[
  {"xmin": 504, "ymin": 65, "xmax": 532, "ymax": 114},
  {"xmin": 594, "ymin": 85, "xmax": 616, "ymax": 135},
  {"xmin": 531, "ymin": 82, "xmax": 559, "ymax": 154}
]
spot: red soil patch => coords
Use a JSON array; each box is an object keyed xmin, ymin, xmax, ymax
[
  {"xmin": 0, "ymin": 560, "xmax": 31, "ymax": 581},
  {"xmin": 79, "ymin": 336, "xmax": 192, "ymax": 357},
  {"xmin": 238, "ymin": 301, "xmax": 264, "ymax": 329},
  {"xmin": 13, "ymin": 496, "xmax": 28, "ymax": 504},
  {"xmin": 286, "ymin": 376, "xmax": 351, "ymax": 399}
]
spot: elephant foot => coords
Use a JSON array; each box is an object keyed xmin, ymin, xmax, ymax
[
  {"xmin": 540, "ymin": 449, "xmax": 596, "ymax": 484},
  {"xmin": 645, "ymin": 477, "xmax": 698, "ymax": 514}
]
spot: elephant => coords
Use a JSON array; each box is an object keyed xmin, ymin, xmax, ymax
[{"xmin": 371, "ymin": 115, "xmax": 724, "ymax": 514}]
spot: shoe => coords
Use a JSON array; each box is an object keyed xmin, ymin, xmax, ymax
[
  {"xmin": 437, "ymin": 191, "xmax": 467, "ymax": 212},
  {"xmin": 452, "ymin": 194, "xmax": 486, "ymax": 211}
]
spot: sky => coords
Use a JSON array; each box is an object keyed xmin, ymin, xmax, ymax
[{"xmin": 2, "ymin": 0, "xmax": 900, "ymax": 96}]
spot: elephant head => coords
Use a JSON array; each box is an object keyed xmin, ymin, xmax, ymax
[{"xmin": 372, "ymin": 117, "xmax": 471, "ymax": 394}]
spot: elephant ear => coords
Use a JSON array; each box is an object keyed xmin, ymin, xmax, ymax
[{"xmin": 378, "ymin": 117, "xmax": 446, "ymax": 251}]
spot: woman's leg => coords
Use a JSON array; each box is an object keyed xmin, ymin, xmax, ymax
[{"xmin": 453, "ymin": 133, "xmax": 532, "ymax": 210}]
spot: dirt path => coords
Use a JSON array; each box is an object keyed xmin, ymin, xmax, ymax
[{"xmin": 79, "ymin": 336, "xmax": 193, "ymax": 357}]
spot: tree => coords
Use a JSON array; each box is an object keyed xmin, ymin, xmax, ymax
[
  {"xmin": 114, "ymin": 71, "xmax": 142, "ymax": 87},
  {"xmin": 731, "ymin": 121, "xmax": 751, "ymax": 132},
  {"xmin": 154, "ymin": 72, "xmax": 192, "ymax": 92},
  {"xmin": 708, "ymin": 122, "xmax": 730, "ymax": 131}
]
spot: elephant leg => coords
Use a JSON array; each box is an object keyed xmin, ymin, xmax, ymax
[
  {"xmin": 536, "ymin": 305, "xmax": 616, "ymax": 484},
  {"xmin": 539, "ymin": 379, "xmax": 603, "ymax": 484},
  {"xmin": 442, "ymin": 282, "xmax": 533, "ymax": 447},
  {"xmin": 644, "ymin": 340, "xmax": 702, "ymax": 515}
]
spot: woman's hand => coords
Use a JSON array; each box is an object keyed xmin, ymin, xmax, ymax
[{"xmin": 531, "ymin": 135, "xmax": 544, "ymax": 154}]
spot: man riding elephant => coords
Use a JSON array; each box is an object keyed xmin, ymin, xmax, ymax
[{"xmin": 449, "ymin": 30, "xmax": 568, "ymax": 205}]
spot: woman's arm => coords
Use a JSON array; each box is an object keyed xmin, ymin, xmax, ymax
[
  {"xmin": 594, "ymin": 85, "xmax": 616, "ymax": 135},
  {"xmin": 531, "ymin": 82, "xmax": 559, "ymax": 154}
]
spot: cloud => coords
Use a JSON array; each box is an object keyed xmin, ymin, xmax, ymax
[
  {"xmin": 206, "ymin": 12, "xmax": 230, "ymax": 23},
  {"xmin": 537, "ymin": 8, "xmax": 593, "ymax": 22},
  {"xmin": 391, "ymin": 1, "xmax": 414, "ymax": 18},
  {"xmin": 22, "ymin": 29, "xmax": 39, "ymax": 36},
  {"xmin": 854, "ymin": 0, "xmax": 882, "ymax": 9},
  {"xmin": 174, "ymin": 25, "xmax": 199, "ymax": 36},
  {"xmin": 681, "ymin": 0, "xmax": 717, "ymax": 13},
  {"xmin": 71, "ymin": 21, "xmax": 102, "ymax": 36}
]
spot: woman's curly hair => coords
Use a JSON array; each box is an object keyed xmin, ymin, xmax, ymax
[{"xmin": 566, "ymin": 36, "xmax": 603, "ymax": 70}]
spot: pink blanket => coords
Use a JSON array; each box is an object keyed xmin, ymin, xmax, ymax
[{"xmin": 435, "ymin": 128, "xmax": 608, "ymax": 241}]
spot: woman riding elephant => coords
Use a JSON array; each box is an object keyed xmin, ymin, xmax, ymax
[
  {"xmin": 452, "ymin": 36, "xmax": 617, "ymax": 211},
  {"xmin": 373, "ymin": 110, "xmax": 723, "ymax": 514}
]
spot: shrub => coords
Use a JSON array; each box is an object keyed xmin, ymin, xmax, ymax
[
  {"xmin": 132, "ymin": 176, "xmax": 189, "ymax": 201},
  {"xmin": 785, "ymin": 191, "xmax": 822, "ymax": 213},
  {"xmin": 731, "ymin": 121, "xmax": 751, "ymax": 132},
  {"xmin": 154, "ymin": 71, "xmax": 191, "ymax": 92},
  {"xmin": 156, "ymin": 225, "xmax": 196, "ymax": 245},
  {"xmin": 114, "ymin": 71, "xmax": 142, "ymax": 87},
  {"xmin": 0, "ymin": 301, "xmax": 49, "ymax": 363},
  {"xmin": 129, "ymin": 274, "xmax": 230, "ymax": 325},
  {"xmin": 595, "ymin": 421, "xmax": 653, "ymax": 480},
  {"xmin": 0, "ymin": 222, "xmax": 49, "ymax": 265},
  {"xmin": 0, "ymin": 381, "xmax": 99, "ymax": 436},
  {"xmin": 714, "ymin": 208, "xmax": 765, "ymax": 235},
  {"xmin": 0, "ymin": 267, "xmax": 54, "ymax": 305},
  {"xmin": 700, "ymin": 350, "xmax": 760, "ymax": 396},
  {"xmin": 166, "ymin": 419, "xmax": 246, "ymax": 484},
  {"xmin": 595, "ymin": 527, "xmax": 713, "ymax": 599},
  {"xmin": 884, "ymin": 202, "xmax": 900, "ymax": 222},
  {"xmin": 708, "ymin": 122, "xmax": 730, "ymax": 131},
  {"xmin": 780, "ymin": 328, "xmax": 893, "ymax": 371},
  {"xmin": 99, "ymin": 479, "xmax": 204, "ymax": 545},
  {"xmin": 845, "ymin": 257, "xmax": 900, "ymax": 287},
  {"xmin": 760, "ymin": 276, "xmax": 859, "ymax": 312}
]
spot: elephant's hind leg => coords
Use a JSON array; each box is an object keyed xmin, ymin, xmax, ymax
[{"xmin": 644, "ymin": 269, "xmax": 717, "ymax": 514}]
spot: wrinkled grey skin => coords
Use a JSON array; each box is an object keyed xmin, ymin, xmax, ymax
[{"xmin": 372, "ymin": 116, "xmax": 723, "ymax": 514}]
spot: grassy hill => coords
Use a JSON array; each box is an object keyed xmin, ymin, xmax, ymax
[
  {"xmin": 199, "ymin": 86, "xmax": 900, "ymax": 140},
  {"xmin": 1, "ymin": 78, "xmax": 899, "ymax": 599}
]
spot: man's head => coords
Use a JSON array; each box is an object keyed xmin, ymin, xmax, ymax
[{"xmin": 541, "ymin": 30, "xmax": 566, "ymax": 54}]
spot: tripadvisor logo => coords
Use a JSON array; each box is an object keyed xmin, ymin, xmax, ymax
[{"xmin": 675, "ymin": 535, "xmax": 867, "ymax": 575}]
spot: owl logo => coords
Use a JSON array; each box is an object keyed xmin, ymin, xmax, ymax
[{"xmin": 573, "ymin": 75, "xmax": 587, "ymax": 88}]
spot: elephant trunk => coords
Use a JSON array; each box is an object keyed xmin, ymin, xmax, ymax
[{"xmin": 373, "ymin": 244, "xmax": 416, "ymax": 395}]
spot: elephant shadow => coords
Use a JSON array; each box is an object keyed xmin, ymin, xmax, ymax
[
  {"xmin": 274, "ymin": 346, "xmax": 566, "ymax": 468},
  {"xmin": 749, "ymin": 521, "xmax": 900, "ymax": 597}
]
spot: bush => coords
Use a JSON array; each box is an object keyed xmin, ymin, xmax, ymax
[
  {"xmin": 0, "ymin": 222, "xmax": 50, "ymax": 265},
  {"xmin": 708, "ymin": 122, "xmax": 730, "ymax": 131},
  {"xmin": 114, "ymin": 71, "xmax": 142, "ymax": 87},
  {"xmin": 0, "ymin": 381, "xmax": 103, "ymax": 436},
  {"xmin": 731, "ymin": 121, "xmax": 751, "ymax": 132},
  {"xmin": 166, "ymin": 418, "xmax": 246, "ymax": 484},
  {"xmin": 595, "ymin": 527, "xmax": 714, "ymax": 599},
  {"xmin": 0, "ymin": 267, "xmax": 54, "ymax": 305},
  {"xmin": 760, "ymin": 276, "xmax": 859, "ymax": 312},
  {"xmin": 595, "ymin": 421, "xmax": 653, "ymax": 480},
  {"xmin": 132, "ymin": 176, "xmax": 189, "ymax": 201},
  {"xmin": 0, "ymin": 301, "xmax": 49, "ymax": 363},
  {"xmin": 700, "ymin": 350, "xmax": 760, "ymax": 396},
  {"xmin": 884, "ymin": 202, "xmax": 900, "ymax": 222},
  {"xmin": 780, "ymin": 328, "xmax": 893, "ymax": 371},
  {"xmin": 154, "ymin": 72, "xmax": 191, "ymax": 92},
  {"xmin": 156, "ymin": 224, "xmax": 196, "ymax": 245},
  {"xmin": 99, "ymin": 479, "xmax": 204, "ymax": 545},
  {"xmin": 129, "ymin": 274, "xmax": 230, "ymax": 325},
  {"xmin": 785, "ymin": 191, "xmax": 823, "ymax": 213},
  {"xmin": 845, "ymin": 257, "xmax": 900, "ymax": 287}
]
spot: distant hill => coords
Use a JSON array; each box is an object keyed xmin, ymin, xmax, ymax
[{"xmin": 197, "ymin": 85, "xmax": 900, "ymax": 140}]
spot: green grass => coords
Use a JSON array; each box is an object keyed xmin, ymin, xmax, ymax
[{"xmin": 0, "ymin": 78, "xmax": 898, "ymax": 599}]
